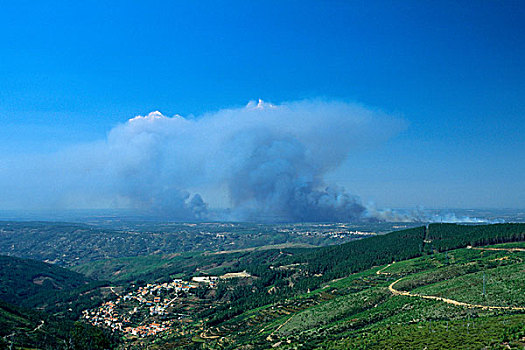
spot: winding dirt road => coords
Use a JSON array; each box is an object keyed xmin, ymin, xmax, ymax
[
  {"xmin": 31, "ymin": 320, "xmax": 45, "ymax": 332},
  {"xmin": 470, "ymin": 247, "xmax": 525, "ymax": 252},
  {"xmin": 109, "ymin": 286, "xmax": 121, "ymax": 297},
  {"xmin": 376, "ymin": 263, "xmax": 392, "ymax": 275},
  {"xmin": 385, "ymin": 245, "xmax": 525, "ymax": 311},
  {"xmin": 388, "ymin": 277, "xmax": 525, "ymax": 311}
]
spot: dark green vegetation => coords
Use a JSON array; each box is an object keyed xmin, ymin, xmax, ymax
[
  {"xmin": 0, "ymin": 299, "xmax": 119, "ymax": 350},
  {"xmin": 0, "ymin": 221, "xmax": 410, "ymax": 266},
  {"xmin": 0, "ymin": 299, "xmax": 67, "ymax": 349},
  {"xmin": 426, "ymin": 223, "xmax": 525, "ymax": 251},
  {"xmin": 0, "ymin": 222, "xmax": 524, "ymax": 349},
  {"xmin": 0, "ymin": 255, "xmax": 108, "ymax": 318},
  {"xmin": 163, "ymin": 243, "xmax": 524, "ymax": 350},
  {"xmin": 295, "ymin": 226, "xmax": 425, "ymax": 279},
  {"xmin": 0, "ymin": 255, "xmax": 118, "ymax": 349},
  {"xmin": 69, "ymin": 322, "xmax": 121, "ymax": 350}
]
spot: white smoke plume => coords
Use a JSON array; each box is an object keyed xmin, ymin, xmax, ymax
[
  {"xmin": 0, "ymin": 99, "xmax": 407, "ymax": 222},
  {"xmin": 365, "ymin": 207, "xmax": 505, "ymax": 224}
]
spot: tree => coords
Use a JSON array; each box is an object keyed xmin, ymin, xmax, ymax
[{"xmin": 69, "ymin": 322, "xmax": 120, "ymax": 350}]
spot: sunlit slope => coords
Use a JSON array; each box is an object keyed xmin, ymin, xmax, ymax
[
  {"xmin": 64, "ymin": 223, "xmax": 525, "ymax": 349},
  {"xmin": 192, "ymin": 242, "xmax": 524, "ymax": 350}
]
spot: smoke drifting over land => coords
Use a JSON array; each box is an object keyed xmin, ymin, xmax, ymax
[
  {"xmin": 7, "ymin": 99, "xmax": 495, "ymax": 223},
  {"xmin": 366, "ymin": 207, "xmax": 505, "ymax": 224}
]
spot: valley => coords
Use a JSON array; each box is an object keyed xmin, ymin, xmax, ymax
[{"xmin": 0, "ymin": 222, "xmax": 524, "ymax": 349}]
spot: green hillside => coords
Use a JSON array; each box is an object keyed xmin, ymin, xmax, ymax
[
  {"xmin": 0, "ymin": 255, "xmax": 108, "ymax": 318},
  {"xmin": 153, "ymin": 242, "xmax": 524, "ymax": 349},
  {"xmin": 67, "ymin": 223, "xmax": 525, "ymax": 349},
  {"xmin": 0, "ymin": 255, "xmax": 121, "ymax": 349},
  {"xmin": 1, "ymin": 222, "xmax": 524, "ymax": 349},
  {"xmin": 0, "ymin": 300, "xmax": 114, "ymax": 350},
  {"xmin": 0, "ymin": 221, "xmax": 390, "ymax": 266},
  {"xmin": 73, "ymin": 226, "xmax": 426, "ymax": 286},
  {"xmin": 0, "ymin": 300, "xmax": 65, "ymax": 349},
  {"xmin": 72, "ymin": 249, "xmax": 287, "ymax": 284},
  {"xmin": 426, "ymin": 223, "xmax": 525, "ymax": 251},
  {"xmin": 0, "ymin": 300, "xmax": 120, "ymax": 350}
]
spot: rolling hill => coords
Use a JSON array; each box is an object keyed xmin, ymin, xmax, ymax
[
  {"xmin": 66, "ymin": 223, "xmax": 525, "ymax": 349},
  {"xmin": 0, "ymin": 255, "xmax": 109, "ymax": 319},
  {"xmin": 1, "ymin": 222, "xmax": 524, "ymax": 349},
  {"xmin": 153, "ymin": 242, "xmax": 525, "ymax": 349}
]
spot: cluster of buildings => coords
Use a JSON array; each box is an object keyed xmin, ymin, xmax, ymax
[
  {"xmin": 123, "ymin": 322, "xmax": 172, "ymax": 338},
  {"xmin": 191, "ymin": 276, "xmax": 219, "ymax": 288},
  {"xmin": 82, "ymin": 278, "xmax": 198, "ymax": 338},
  {"xmin": 191, "ymin": 272, "xmax": 251, "ymax": 286},
  {"xmin": 275, "ymin": 224, "xmax": 375, "ymax": 239},
  {"xmin": 329, "ymin": 230, "xmax": 375, "ymax": 238}
]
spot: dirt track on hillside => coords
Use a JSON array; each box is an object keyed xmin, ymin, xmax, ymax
[{"xmin": 386, "ymin": 246, "xmax": 525, "ymax": 311}]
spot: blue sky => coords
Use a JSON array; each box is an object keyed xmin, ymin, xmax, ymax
[{"xmin": 0, "ymin": 1, "xmax": 524, "ymax": 210}]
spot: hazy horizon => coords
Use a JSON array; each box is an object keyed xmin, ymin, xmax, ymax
[{"xmin": 1, "ymin": 2, "xmax": 524, "ymax": 221}]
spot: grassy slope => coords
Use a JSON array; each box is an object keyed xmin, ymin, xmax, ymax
[
  {"xmin": 324, "ymin": 314, "xmax": 525, "ymax": 350},
  {"xmin": 413, "ymin": 263, "xmax": 525, "ymax": 307},
  {"xmin": 188, "ymin": 242, "xmax": 525, "ymax": 350}
]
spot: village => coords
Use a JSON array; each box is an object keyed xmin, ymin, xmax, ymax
[
  {"xmin": 81, "ymin": 272, "xmax": 251, "ymax": 338},
  {"xmin": 82, "ymin": 278, "xmax": 209, "ymax": 338}
]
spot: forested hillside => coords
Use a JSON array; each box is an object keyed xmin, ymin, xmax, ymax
[
  {"xmin": 0, "ymin": 255, "xmax": 108, "ymax": 318},
  {"xmin": 427, "ymin": 223, "xmax": 525, "ymax": 251},
  {"xmin": 0, "ymin": 221, "xmax": 380, "ymax": 266},
  {"xmin": 0, "ymin": 300, "xmax": 120, "ymax": 350},
  {"xmin": 300, "ymin": 226, "xmax": 426, "ymax": 277},
  {"xmin": 1, "ymin": 222, "xmax": 524, "ymax": 349},
  {"xmin": 0, "ymin": 300, "xmax": 67, "ymax": 349},
  {"xmin": 115, "ymin": 241, "xmax": 525, "ymax": 349}
]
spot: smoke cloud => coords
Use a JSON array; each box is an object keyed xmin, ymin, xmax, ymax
[
  {"xmin": 0, "ymin": 99, "xmax": 408, "ymax": 222},
  {"xmin": 365, "ymin": 207, "xmax": 505, "ymax": 224}
]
